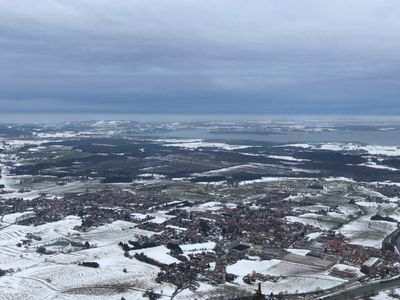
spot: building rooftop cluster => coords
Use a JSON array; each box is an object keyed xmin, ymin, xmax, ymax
[{"xmin": 2, "ymin": 182, "xmax": 400, "ymax": 293}]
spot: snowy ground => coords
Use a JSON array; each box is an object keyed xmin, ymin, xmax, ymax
[
  {"xmin": 154, "ymin": 138, "xmax": 253, "ymax": 151},
  {"xmin": 280, "ymin": 143, "xmax": 400, "ymax": 157},
  {"xmin": 371, "ymin": 288, "xmax": 400, "ymax": 300},
  {"xmin": 287, "ymin": 248, "xmax": 310, "ymax": 256},
  {"xmin": 226, "ymin": 258, "xmax": 348, "ymax": 294},
  {"xmin": 239, "ymin": 177, "xmax": 316, "ymax": 185},
  {"xmin": 286, "ymin": 204, "xmax": 358, "ymax": 231},
  {"xmin": 179, "ymin": 241, "xmax": 216, "ymax": 257},
  {"xmin": 0, "ymin": 217, "xmax": 176, "ymax": 300},
  {"xmin": 0, "ymin": 215, "xmax": 225, "ymax": 300},
  {"xmin": 339, "ymin": 201, "xmax": 398, "ymax": 248},
  {"xmin": 267, "ymin": 155, "xmax": 310, "ymax": 162}
]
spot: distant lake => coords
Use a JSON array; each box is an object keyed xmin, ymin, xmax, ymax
[
  {"xmin": 1, "ymin": 112, "xmax": 399, "ymax": 146},
  {"xmin": 145, "ymin": 128, "xmax": 400, "ymax": 146}
]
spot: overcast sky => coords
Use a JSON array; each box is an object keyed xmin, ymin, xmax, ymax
[{"xmin": 0, "ymin": 0, "xmax": 399, "ymax": 115}]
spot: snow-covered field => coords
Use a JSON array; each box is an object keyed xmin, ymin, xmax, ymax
[
  {"xmin": 287, "ymin": 248, "xmax": 310, "ymax": 256},
  {"xmin": 0, "ymin": 217, "xmax": 177, "ymax": 300},
  {"xmin": 372, "ymin": 288, "xmax": 400, "ymax": 300},
  {"xmin": 154, "ymin": 138, "xmax": 253, "ymax": 150},
  {"xmin": 191, "ymin": 163, "xmax": 277, "ymax": 177},
  {"xmin": 267, "ymin": 155, "xmax": 310, "ymax": 162},
  {"xmin": 285, "ymin": 207, "xmax": 354, "ymax": 231},
  {"xmin": 226, "ymin": 258, "xmax": 348, "ymax": 294},
  {"xmin": 286, "ymin": 215, "xmax": 330, "ymax": 230},
  {"xmin": 280, "ymin": 142, "xmax": 400, "ymax": 157},
  {"xmin": 227, "ymin": 259, "xmax": 280, "ymax": 276},
  {"xmin": 0, "ymin": 214, "xmax": 223, "ymax": 300},
  {"xmin": 359, "ymin": 161, "xmax": 399, "ymax": 171},
  {"xmin": 239, "ymin": 177, "xmax": 316, "ymax": 185},
  {"xmin": 185, "ymin": 201, "xmax": 224, "ymax": 212},
  {"xmin": 179, "ymin": 241, "xmax": 216, "ymax": 257},
  {"xmin": 260, "ymin": 274, "xmax": 346, "ymax": 294},
  {"xmin": 339, "ymin": 200, "xmax": 398, "ymax": 248}
]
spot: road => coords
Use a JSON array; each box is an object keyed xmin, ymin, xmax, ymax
[{"xmin": 317, "ymin": 276, "xmax": 400, "ymax": 300}]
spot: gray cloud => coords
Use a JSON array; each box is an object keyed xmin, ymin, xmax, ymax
[{"xmin": 0, "ymin": 0, "xmax": 399, "ymax": 115}]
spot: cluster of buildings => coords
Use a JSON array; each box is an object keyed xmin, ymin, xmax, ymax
[{"xmin": 3, "ymin": 180, "xmax": 400, "ymax": 294}]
